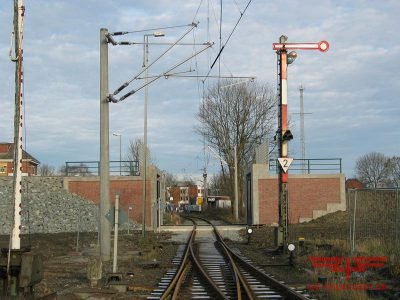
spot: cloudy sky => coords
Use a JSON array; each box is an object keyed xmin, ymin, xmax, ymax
[{"xmin": 1, "ymin": 0, "xmax": 399, "ymax": 180}]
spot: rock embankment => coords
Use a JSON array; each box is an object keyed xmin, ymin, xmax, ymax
[{"xmin": 0, "ymin": 177, "xmax": 98, "ymax": 234}]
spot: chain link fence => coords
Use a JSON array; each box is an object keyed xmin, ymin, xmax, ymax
[{"xmin": 347, "ymin": 188, "xmax": 400, "ymax": 252}]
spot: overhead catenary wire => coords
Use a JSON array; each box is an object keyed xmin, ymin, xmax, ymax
[
  {"xmin": 110, "ymin": 23, "xmax": 199, "ymax": 97},
  {"xmin": 206, "ymin": 0, "xmax": 253, "ymax": 79},
  {"xmin": 135, "ymin": 74, "xmax": 255, "ymax": 80},
  {"xmin": 109, "ymin": 23, "xmax": 193, "ymax": 36},
  {"xmin": 109, "ymin": 42, "xmax": 214, "ymax": 103}
]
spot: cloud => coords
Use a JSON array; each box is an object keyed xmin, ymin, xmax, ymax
[{"xmin": 0, "ymin": 0, "xmax": 399, "ymax": 178}]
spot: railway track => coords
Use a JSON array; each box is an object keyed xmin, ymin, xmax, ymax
[{"xmin": 148, "ymin": 216, "xmax": 314, "ymax": 300}]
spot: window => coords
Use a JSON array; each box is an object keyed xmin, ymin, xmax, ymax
[{"xmin": 0, "ymin": 163, "xmax": 6, "ymax": 174}]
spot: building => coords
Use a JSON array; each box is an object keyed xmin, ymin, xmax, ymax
[
  {"xmin": 345, "ymin": 178, "xmax": 364, "ymax": 189},
  {"xmin": 0, "ymin": 142, "xmax": 40, "ymax": 176},
  {"xmin": 167, "ymin": 183, "xmax": 200, "ymax": 206}
]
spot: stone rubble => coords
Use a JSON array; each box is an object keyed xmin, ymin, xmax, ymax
[{"xmin": 0, "ymin": 177, "xmax": 99, "ymax": 234}]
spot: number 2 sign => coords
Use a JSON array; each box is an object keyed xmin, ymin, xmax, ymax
[{"xmin": 278, "ymin": 158, "xmax": 293, "ymax": 173}]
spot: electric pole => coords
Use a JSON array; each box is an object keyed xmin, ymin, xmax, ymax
[
  {"xmin": 100, "ymin": 28, "xmax": 111, "ymax": 261},
  {"xmin": 11, "ymin": 0, "xmax": 25, "ymax": 251}
]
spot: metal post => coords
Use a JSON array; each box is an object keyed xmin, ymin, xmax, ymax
[
  {"xmin": 278, "ymin": 46, "xmax": 289, "ymax": 250},
  {"xmin": 299, "ymin": 85, "xmax": 306, "ymax": 174},
  {"xmin": 351, "ymin": 191, "xmax": 357, "ymax": 252},
  {"xmin": 273, "ymin": 37, "xmax": 329, "ymax": 251},
  {"xmin": 113, "ymin": 193, "xmax": 120, "ymax": 273},
  {"xmin": 142, "ymin": 35, "xmax": 149, "ymax": 237},
  {"xmin": 119, "ymin": 135, "xmax": 121, "ymax": 175},
  {"xmin": 76, "ymin": 214, "xmax": 80, "ymax": 252},
  {"xmin": 203, "ymin": 170, "xmax": 207, "ymax": 201},
  {"xmin": 100, "ymin": 28, "xmax": 111, "ymax": 261},
  {"xmin": 127, "ymin": 206, "xmax": 131, "ymax": 235},
  {"xmin": 234, "ymin": 145, "xmax": 239, "ymax": 221}
]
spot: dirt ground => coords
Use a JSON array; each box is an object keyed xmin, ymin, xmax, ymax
[
  {"xmin": 1, "ymin": 231, "xmax": 180, "ymax": 299},
  {"xmin": 1, "ymin": 210, "xmax": 399, "ymax": 299}
]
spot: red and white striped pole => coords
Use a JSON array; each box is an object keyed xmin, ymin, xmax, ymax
[
  {"xmin": 277, "ymin": 43, "xmax": 290, "ymax": 251},
  {"xmin": 273, "ymin": 36, "xmax": 329, "ymax": 251}
]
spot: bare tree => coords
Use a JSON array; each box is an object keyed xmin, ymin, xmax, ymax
[
  {"xmin": 209, "ymin": 172, "xmax": 231, "ymax": 196},
  {"xmin": 387, "ymin": 156, "xmax": 400, "ymax": 188},
  {"xmin": 126, "ymin": 138, "xmax": 157, "ymax": 172},
  {"xmin": 58, "ymin": 165, "xmax": 67, "ymax": 176},
  {"xmin": 38, "ymin": 164, "xmax": 56, "ymax": 176},
  {"xmin": 196, "ymin": 79, "xmax": 277, "ymax": 214},
  {"xmin": 164, "ymin": 172, "xmax": 178, "ymax": 187},
  {"xmin": 355, "ymin": 152, "xmax": 391, "ymax": 188},
  {"xmin": 126, "ymin": 138, "xmax": 143, "ymax": 162}
]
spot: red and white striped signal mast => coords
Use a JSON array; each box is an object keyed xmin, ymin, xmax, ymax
[{"xmin": 272, "ymin": 35, "xmax": 329, "ymax": 251}]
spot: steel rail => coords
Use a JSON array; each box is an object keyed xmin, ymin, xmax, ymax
[
  {"xmin": 212, "ymin": 221, "xmax": 256, "ymax": 299},
  {"xmin": 160, "ymin": 217, "xmax": 228, "ymax": 300},
  {"xmin": 188, "ymin": 216, "xmax": 254, "ymax": 299},
  {"xmin": 188, "ymin": 242, "xmax": 229, "ymax": 300},
  {"xmin": 160, "ymin": 222, "xmax": 195, "ymax": 300},
  {"xmin": 226, "ymin": 247, "xmax": 310, "ymax": 300},
  {"xmin": 216, "ymin": 240, "xmax": 255, "ymax": 300},
  {"xmin": 193, "ymin": 216, "xmax": 311, "ymax": 300}
]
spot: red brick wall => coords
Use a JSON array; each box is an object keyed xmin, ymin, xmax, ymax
[
  {"xmin": 169, "ymin": 186, "xmax": 180, "ymax": 205},
  {"xmin": 258, "ymin": 176, "xmax": 343, "ymax": 224},
  {"xmin": 0, "ymin": 161, "xmax": 37, "ymax": 176},
  {"xmin": 0, "ymin": 144, "xmax": 10, "ymax": 153},
  {"xmin": 66, "ymin": 178, "xmax": 152, "ymax": 226},
  {"xmin": 345, "ymin": 178, "xmax": 364, "ymax": 189}
]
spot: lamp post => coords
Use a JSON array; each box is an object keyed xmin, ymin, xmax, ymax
[
  {"xmin": 142, "ymin": 31, "xmax": 165, "ymax": 238},
  {"xmin": 112, "ymin": 132, "xmax": 122, "ymax": 175}
]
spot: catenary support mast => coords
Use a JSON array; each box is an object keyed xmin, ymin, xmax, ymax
[
  {"xmin": 100, "ymin": 28, "xmax": 111, "ymax": 261},
  {"xmin": 11, "ymin": 0, "xmax": 25, "ymax": 250}
]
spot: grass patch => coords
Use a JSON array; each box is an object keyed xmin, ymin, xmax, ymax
[{"xmin": 356, "ymin": 239, "xmax": 400, "ymax": 278}]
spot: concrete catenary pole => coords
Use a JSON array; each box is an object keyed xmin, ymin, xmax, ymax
[
  {"xmin": 11, "ymin": 0, "xmax": 25, "ymax": 250},
  {"xmin": 100, "ymin": 28, "xmax": 111, "ymax": 261}
]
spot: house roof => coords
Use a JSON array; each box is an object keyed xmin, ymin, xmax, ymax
[{"xmin": 0, "ymin": 142, "xmax": 40, "ymax": 165}]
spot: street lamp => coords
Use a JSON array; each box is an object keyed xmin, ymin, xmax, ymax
[
  {"xmin": 112, "ymin": 132, "xmax": 122, "ymax": 175},
  {"xmin": 142, "ymin": 31, "xmax": 165, "ymax": 237}
]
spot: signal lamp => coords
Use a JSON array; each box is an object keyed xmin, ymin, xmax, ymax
[
  {"xmin": 282, "ymin": 130, "xmax": 294, "ymax": 141},
  {"xmin": 287, "ymin": 51, "xmax": 298, "ymax": 64}
]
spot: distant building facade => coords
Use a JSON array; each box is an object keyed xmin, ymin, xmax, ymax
[
  {"xmin": 345, "ymin": 178, "xmax": 364, "ymax": 189},
  {"xmin": 0, "ymin": 142, "xmax": 40, "ymax": 176},
  {"xmin": 167, "ymin": 183, "xmax": 202, "ymax": 206}
]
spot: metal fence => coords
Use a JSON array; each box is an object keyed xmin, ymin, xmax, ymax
[
  {"xmin": 269, "ymin": 158, "xmax": 342, "ymax": 174},
  {"xmin": 347, "ymin": 189, "xmax": 400, "ymax": 252},
  {"xmin": 65, "ymin": 160, "xmax": 140, "ymax": 176}
]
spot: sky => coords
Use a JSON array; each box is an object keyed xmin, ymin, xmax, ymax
[{"xmin": 1, "ymin": 0, "xmax": 399, "ymax": 181}]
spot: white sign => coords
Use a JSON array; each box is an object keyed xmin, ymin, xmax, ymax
[{"xmin": 278, "ymin": 158, "xmax": 293, "ymax": 173}]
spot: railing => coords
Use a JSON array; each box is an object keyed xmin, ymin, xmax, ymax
[
  {"xmin": 65, "ymin": 161, "xmax": 140, "ymax": 177},
  {"xmin": 269, "ymin": 158, "xmax": 342, "ymax": 174}
]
